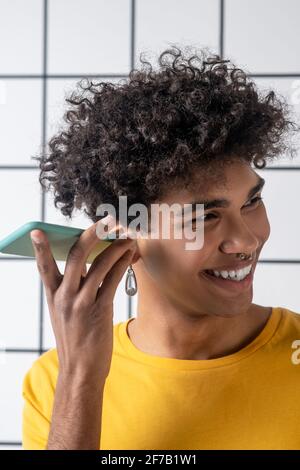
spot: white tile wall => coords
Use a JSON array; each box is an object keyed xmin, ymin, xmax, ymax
[
  {"xmin": 0, "ymin": 261, "xmax": 40, "ymax": 349},
  {"xmin": 0, "ymin": 0, "xmax": 299, "ymax": 447},
  {"xmin": 253, "ymin": 263, "xmax": 300, "ymax": 313},
  {"xmin": 225, "ymin": 0, "xmax": 300, "ymax": 74},
  {"xmin": 0, "ymin": 445, "xmax": 22, "ymax": 449},
  {"xmin": 0, "ymin": 170, "xmax": 41, "ymax": 242},
  {"xmin": 48, "ymin": 0, "xmax": 131, "ymax": 74},
  {"xmin": 0, "ymin": 0, "xmax": 43, "ymax": 74},
  {"xmin": 0, "ymin": 79, "xmax": 42, "ymax": 165},
  {"xmin": 255, "ymin": 169, "xmax": 300, "ymax": 259},
  {"xmin": 0, "ymin": 353, "xmax": 38, "ymax": 442},
  {"xmin": 136, "ymin": 0, "xmax": 220, "ymax": 64}
]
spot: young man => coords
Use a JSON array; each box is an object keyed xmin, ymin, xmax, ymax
[{"xmin": 22, "ymin": 47, "xmax": 300, "ymax": 450}]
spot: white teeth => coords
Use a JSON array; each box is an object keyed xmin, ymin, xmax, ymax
[
  {"xmin": 220, "ymin": 270, "xmax": 229, "ymax": 279},
  {"xmin": 209, "ymin": 264, "xmax": 252, "ymax": 282}
]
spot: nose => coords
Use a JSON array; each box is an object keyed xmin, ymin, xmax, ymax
[{"xmin": 219, "ymin": 215, "xmax": 259, "ymax": 256}]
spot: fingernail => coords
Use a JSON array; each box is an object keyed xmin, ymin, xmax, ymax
[{"xmin": 30, "ymin": 230, "xmax": 42, "ymax": 243}]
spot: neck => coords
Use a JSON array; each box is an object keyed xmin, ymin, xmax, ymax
[{"xmin": 127, "ymin": 266, "xmax": 271, "ymax": 361}]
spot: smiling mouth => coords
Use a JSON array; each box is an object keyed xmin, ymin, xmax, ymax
[
  {"xmin": 199, "ymin": 265, "xmax": 254, "ymax": 293},
  {"xmin": 203, "ymin": 265, "xmax": 252, "ymax": 281}
]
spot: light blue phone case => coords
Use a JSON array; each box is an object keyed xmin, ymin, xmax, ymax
[{"xmin": 0, "ymin": 221, "xmax": 114, "ymax": 264}]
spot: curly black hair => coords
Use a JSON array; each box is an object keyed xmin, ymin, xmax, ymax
[{"xmin": 33, "ymin": 45, "xmax": 300, "ymax": 224}]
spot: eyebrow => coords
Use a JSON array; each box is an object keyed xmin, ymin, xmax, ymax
[{"xmin": 180, "ymin": 176, "xmax": 265, "ymax": 216}]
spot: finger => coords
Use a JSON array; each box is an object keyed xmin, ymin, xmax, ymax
[
  {"xmin": 81, "ymin": 263, "xmax": 87, "ymax": 277},
  {"xmin": 63, "ymin": 218, "xmax": 133, "ymax": 295},
  {"xmin": 95, "ymin": 249, "xmax": 135, "ymax": 306},
  {"xmin": 30, "ymin": 229, "xmax": 62, "ymax": 297},
  {"xmin": 77, "ymin": 234, "xmax": 136, "ymax": 301}
]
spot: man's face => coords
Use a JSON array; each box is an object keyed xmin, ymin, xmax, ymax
[{"xmin": 134, "ymin": 160, "xmax": 271, "ymax": 318}]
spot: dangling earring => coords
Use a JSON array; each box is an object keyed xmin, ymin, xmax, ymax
[{"xmin": 125, "ymin": 264, "xmax": 137, "ymax": 296}]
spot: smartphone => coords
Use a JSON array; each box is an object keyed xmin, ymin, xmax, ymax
[{"xmin": 0, "ymin": 221, "xmax": 114, "ymax": 264}]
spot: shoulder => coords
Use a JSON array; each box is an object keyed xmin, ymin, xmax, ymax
[
  {"xmin": 22, "ymin": 348, "xmax": 59, "ymax": 400},
  {"xmin": 277, "ymin": 306, "xmax": 300, "ymax": 332},
  {"xmin": 270, "ymin": 306, "xmax": 300, "ymax": 353}
]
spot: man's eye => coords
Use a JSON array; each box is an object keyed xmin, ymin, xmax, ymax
[
  {"xmin": 244, "ymin": 195, "xmax": 264, "ymax": 207},
  {"xmin": 191, "ymin": 213, "xmax": 216, "ymax": 223},
  {"xmin": 190, "ymin": 196, "xmax": 264, "ymax": 224}
]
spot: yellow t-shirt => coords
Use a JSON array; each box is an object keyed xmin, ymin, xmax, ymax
[{"xmin": 22, "ymin": 306, "xmax": 300, "ymax": 450}]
